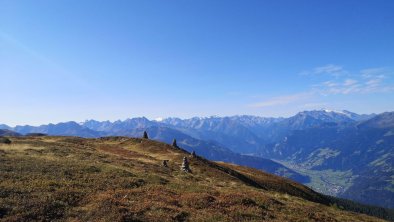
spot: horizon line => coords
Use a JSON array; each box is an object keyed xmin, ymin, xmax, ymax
[{"xmin": 0, "ymin": 108, "xmax": 383, "ymax": 128}]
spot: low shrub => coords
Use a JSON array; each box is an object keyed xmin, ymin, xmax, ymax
[{"xmin": 0, "ymin": 137, "xmax": 11, "ymax": 144}]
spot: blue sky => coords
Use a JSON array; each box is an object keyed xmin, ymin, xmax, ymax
[{"xmin": 1, "ymin": 0, "xmax": 394, "ymax": 126}]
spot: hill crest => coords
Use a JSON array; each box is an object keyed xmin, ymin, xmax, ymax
[{"xmin": 0, "ymin": 136, "xmax": 392, "ymax": 221}]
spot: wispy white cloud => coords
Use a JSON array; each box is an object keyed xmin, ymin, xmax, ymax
[
  {"xmin": 360, "ymin": 68, "xmax": 386, "ymax": 78},
  {"xmin": 314, "ymin": 67, "xmax": 393, "ymax": 95},
  {"xmin": 343, "ymin": 79, "xmax": 358, "ymax": 86},
  {"xmin": 250, "ymin": 65, "xmax": 393, "ymax": 109},
  {"xmin": 314, "ymin": 64, "xmax": 344, "ymax": 75},
  {"xmin": 249, "ymin": 93, "xmax": 311, "ymax": 108},
  {"xmin": 300, "ymin": 64, "xmax": 347, "ymax": 77}
]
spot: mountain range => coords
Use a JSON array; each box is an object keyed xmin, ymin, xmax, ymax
[{"xmin": 1, "ymin": 109, "xmax": 393, "ymax": 209}]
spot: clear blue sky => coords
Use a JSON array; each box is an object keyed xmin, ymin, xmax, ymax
[{"xmin": 1, "ymin": 0, "xmax": 394, "ymax": 126}]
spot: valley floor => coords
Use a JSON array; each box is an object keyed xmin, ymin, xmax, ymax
[{"xmin": 274, "ymin": 160, "xmax": 356, "ymax": 197}]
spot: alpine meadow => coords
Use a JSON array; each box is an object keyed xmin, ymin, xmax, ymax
[{"xmin": 1, "ymin": 0, "xmax": 394, "ymax": 221}]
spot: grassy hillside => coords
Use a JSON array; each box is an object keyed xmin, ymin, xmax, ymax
[{"xmin": 0, "ymin": 136, "xmax": 391, "ymax": 221}]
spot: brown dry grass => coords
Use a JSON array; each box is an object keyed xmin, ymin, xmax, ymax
[{"xmin": 0, "ymin": 136, "xmax": 387, "ymax": 222}]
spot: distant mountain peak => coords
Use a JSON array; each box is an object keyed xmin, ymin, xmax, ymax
[
  {"xmin": 292, "ymin": 109, "xmax": 378, "ymax": 123},
  {"xmin": 154, "ymin": 117, "xmax": 164, "ymax": 122}
]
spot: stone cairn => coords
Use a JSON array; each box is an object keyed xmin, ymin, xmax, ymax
[
  {"xmin": 181, "ymin": 157, "xmax": 191, "ymax": 173},
  {"xmin": 162, "ymin": 160, "xmax": 169, "ymax": 167},
  {"xmin": 142, "ymin": 131, "xmax": 149, "ymax": 139},
  {"xmin": 172, "ymin": 139, "xmax": 178, "ymax": 148}
]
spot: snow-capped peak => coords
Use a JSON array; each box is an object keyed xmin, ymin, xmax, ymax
[{"xmin": 154, "ymin": 117, "xmax": 164, "ymax": 122}]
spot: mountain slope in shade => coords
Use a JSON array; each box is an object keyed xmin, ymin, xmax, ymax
[
  {"xmin": 161, "ymin": 116, "xmax": 267, "ymax": 154},
  {"xmin": 264, "ymin": 112, "xmax": 394, "ymax": 208},
  {"xmin": 341, "ymin": 110, "xmax": 377, "ymax": 121},
  {"xmin": 0, "ymin": 124, "xmax": 11, "ymax": 130},
  {"xmin": 0, "ymin": 129, "xmax": 20, "ymax": 137},
  {"xmin": 82, "ymin": 117, "xmax": 155, "ymax": 134},
  {"xmin": 357, "ymin": 112, "xmax": 394, "ymax": 129},
  {"xmin": 0, "ymin": 136, "xmax": 392, "ymax": 221},
  {"xmin": 160, "ymin": 110, "xmax": 368, "ymax": 151},
  {"xmin": 13, "ymin": 121, "xmax": 103, "ymax": 138}
]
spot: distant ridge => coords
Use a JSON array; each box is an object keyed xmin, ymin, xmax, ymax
[{"xmin": 0, "ymin": 129, "xmax": 20, "ymax": 137}]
